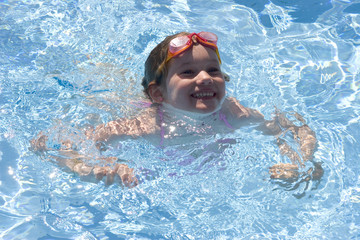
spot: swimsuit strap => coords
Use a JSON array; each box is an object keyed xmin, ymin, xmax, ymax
[{"xmin": 219, "ymin": 112, "xmax": 234, "ymax": 129}]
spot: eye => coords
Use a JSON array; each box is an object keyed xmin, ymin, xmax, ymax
[
  {"xmin": 207, "ymin": 67, "xmax": 221, "ymax": 75},
  {"xmin": 180, "ymin": 69, "xmax": 195, "ymax": 76}
]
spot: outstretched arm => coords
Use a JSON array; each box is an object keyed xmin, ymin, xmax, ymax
[
  {"xmin": 30, "ymin": 108, "xmax": 157, "ymax": 187},
  {"xmin": 29, "ymin": 113, "xmax": 154, "ymax": 188},
  {"xmin": 30, "ymin": 134, "xmax": 138, "ymax": 187},
  {"xmin": 264, "ymin": 110, "xmax": 323, "ymax": 181},
  {"xmin": 222, "ymin": 98, "xmax": 322, "ymax": 181}
]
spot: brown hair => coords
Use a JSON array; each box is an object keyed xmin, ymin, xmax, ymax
[{"xmin": 141, "ymin": 32, "xmax": 190, "ymax": 98}]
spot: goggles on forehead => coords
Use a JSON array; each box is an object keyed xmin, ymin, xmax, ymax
[
  {"xmin": 147, "ymin": 32, "xmax": 221, "ymax": 89},
  {"xmin": 167, "ymin": 31, "xmax": 221, "ymax": 64}
]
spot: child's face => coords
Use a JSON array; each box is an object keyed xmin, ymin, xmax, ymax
[{"xmin": 162, "ymin": 44, "xmax": 226, "ymax": 114}]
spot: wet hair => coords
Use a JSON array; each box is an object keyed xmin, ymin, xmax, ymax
[
  {"xmin": 141, "ymin": 31, "xmax": 230, "ymax": 99},
  {"xmin": 141, "ymin": 32, "xmax": 190, "ymax": 98}
]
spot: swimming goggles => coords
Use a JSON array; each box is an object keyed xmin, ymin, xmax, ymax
[
  {"xmin": 166, "ymin": 31, "xmax": 221, "ymax": 64},
  {"xmin": 147, "ymin": 32, "xmax": 222, "ymax": 89}
]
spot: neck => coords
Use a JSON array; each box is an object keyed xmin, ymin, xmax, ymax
[
  {"xmin": 154, "ymin": 99, "xmax": 232, "ymax": 147},
  {"xmin": 160, "ymin": 103, "xmax": 218, "ymax": 120},
  {"xmin": 160, "ymin": 96, "xmax": 225, "ymax": 120}
]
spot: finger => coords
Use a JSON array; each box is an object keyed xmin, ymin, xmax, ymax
[
  {"xmin": 93, "ymin": 166, "xmax": 106, "ymax": 180},
  {"xmin": 105, "ymin": 169, "xmax": 115, "ymax": 185}
]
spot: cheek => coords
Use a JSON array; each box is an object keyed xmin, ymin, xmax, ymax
[
  {"xmin": 167, "ymin": 80, "xmax": 189, "ymax": 95},
  {"xmin": 218, "ymin": 79, "xmax": 226, "ymax": 93}
]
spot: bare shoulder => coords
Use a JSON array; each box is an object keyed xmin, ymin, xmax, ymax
[
  {"xmin": 133, "ymin": 107, "xmax": 158, "ymax": 134},
  {"xmin": 222, "ymin": 97, "xmax": 264, "ymax": 120}
]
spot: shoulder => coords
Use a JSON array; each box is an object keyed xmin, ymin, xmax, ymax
[
  {"xmin": 222, "ymin": 97, "xmax": 264, "ymax": 120},
  {"xmin": 116, "ymin": 106, "xmax": 159, "ymax": 136},
  {"xmin": 134, "ymin": 106, "xmax": 159, "ymax": 132}
]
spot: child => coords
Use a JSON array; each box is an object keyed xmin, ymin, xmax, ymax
[{"xmin": 31, "ymin": 31, "xmax": 322, "ymax": 187}]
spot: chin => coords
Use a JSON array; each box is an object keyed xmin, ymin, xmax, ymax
[
  {"xmin": 194, "ymin": 105, "xmax": 219, "ymax": 114},
  {"xmin": 194, "ymin": 98, "xmax": 224, "ymax": 112}
]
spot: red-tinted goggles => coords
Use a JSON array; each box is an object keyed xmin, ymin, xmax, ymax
[{"xmin": 166, "ymin": 31, "xmax": 221, "ymax": 64}]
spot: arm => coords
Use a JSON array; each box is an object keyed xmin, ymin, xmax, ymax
[
  {"xmin": 53, "ymin": 150, "xmax": 138, "ymax": 187},
  {"xmin": 29, "ymin": 112, "xmax": 155, "ymax": 188},
  {"xmin": 30, "ymin": 135, "xmax": 138, "ymax": 187},
  {"xmin": 222, "ymin": 98, "xmax": 322, "ymax": 181},
  {"xmin": 265, "ymin": 110, "xmax": 323, "ymax": 181},
  {"xmin": 91, "ymin": 108, "xmax": 157, "ymax": 143},
  {"xmin": 222, "ymin": 97, "xmax": 265, "ymax": 125}
]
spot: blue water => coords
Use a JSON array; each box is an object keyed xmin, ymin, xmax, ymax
[{"xmin": 1, "ymin": 0, "xmax": 360, "ymax": 239}]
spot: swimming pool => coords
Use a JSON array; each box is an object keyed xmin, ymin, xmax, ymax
[{"xmin": 1, "ymin": 0, "xmax": 360, "ymax": 239}]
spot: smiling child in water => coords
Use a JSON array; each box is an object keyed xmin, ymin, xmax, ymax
[{"xmin": 31, "ymin": 31, "xmax": 323, "ymax": 187}]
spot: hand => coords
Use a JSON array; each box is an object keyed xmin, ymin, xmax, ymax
[
  {"xmin": 269, "ymin": 163, "xmax": 299, "ymax": 179},
  {"xmin": 92, "ymin": 163, "xmax": 138, "ymax": 188},
  {"xmin": 30, "ymin": 133, "xmax": 48, "ymax": 152},
  {"xmin": 116, "ymin": 164, "xmax": 139, "ymax": 188},
  {"xmin": 92, "ymin": 165, "xmax": 117, "ymax": 185},
  {"xmin": 69, "ymin": 157, "xmax": 138, "ymax": 188},
  {"xmin": 309, "ymin": 162, "xmax": 324, "ymax": 180}
]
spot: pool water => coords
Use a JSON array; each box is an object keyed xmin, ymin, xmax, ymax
[{"xmin": 1, "ymin": 0, "xmax": 360, "ymax": 239}]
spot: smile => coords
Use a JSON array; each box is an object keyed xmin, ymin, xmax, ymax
[{"xmin": 191, "ymin": 92, "xmax": 216, "ymax": 99}]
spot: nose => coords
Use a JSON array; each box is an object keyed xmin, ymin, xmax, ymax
[{"xmin": 196, "ymin": 71, "xmax": 213, "ymax": 85}]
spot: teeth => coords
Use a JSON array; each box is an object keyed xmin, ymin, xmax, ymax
[{"xmin": 193, "ymin": 92, "xmax": 215, "ymax": 98}]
